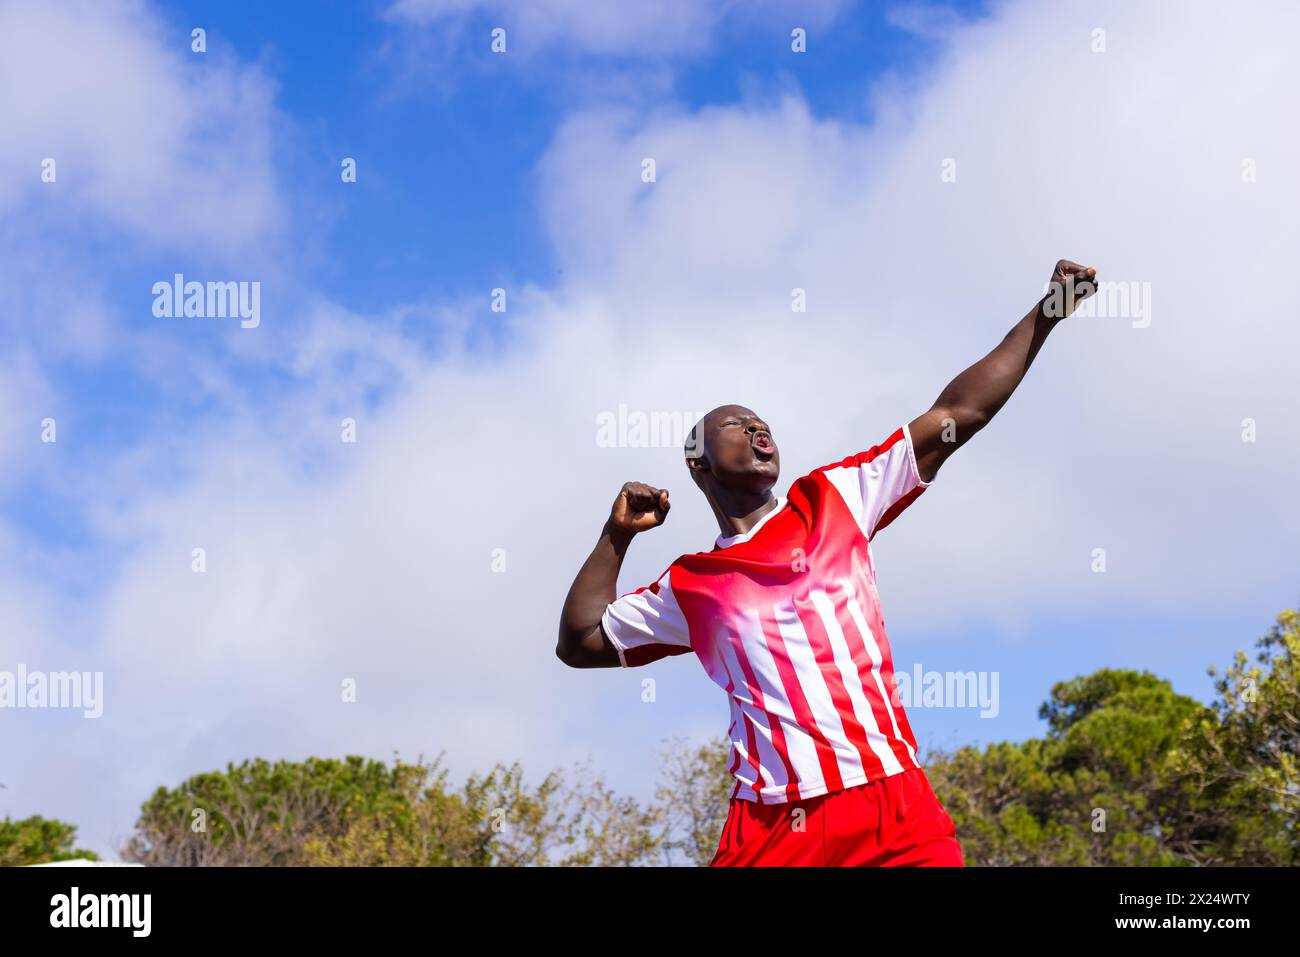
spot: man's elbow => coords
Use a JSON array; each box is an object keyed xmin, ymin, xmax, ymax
[
  {"xmin": 555, "ymin": 641, "xmax": 581, "ymax": 668},
  {"xmin": 555, "ymin": 631, "xmax": 596, "ymax": 668}
]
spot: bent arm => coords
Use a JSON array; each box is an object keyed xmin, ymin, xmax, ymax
[
  {"xmin": 556, "ymin": 522, "xmax": 632, "ymax": 669},
  {"xmin": 909, "ymin": 260, "xmax": 1095, "ymax": 482}
]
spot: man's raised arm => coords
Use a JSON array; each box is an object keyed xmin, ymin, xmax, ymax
[
  {"xmin": 556, "ymin": 482, "xmax": 671, "ymax": 668},
  {"xmin": 908, "ymin": 259, "xmax": 1097, "ymax": 482}
]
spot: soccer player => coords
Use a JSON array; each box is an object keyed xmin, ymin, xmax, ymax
[{"xmin": 557, "ymin": 260, "xmax": 1098, "ymax": 866}]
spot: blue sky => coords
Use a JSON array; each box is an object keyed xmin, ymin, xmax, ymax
[
  {"xmin": 152, "ymin": 0, "xmax": 990, "ymax": 308},
  {"xmin": 2, "ymin": 0, "xmax": 1298, "ymax": 858},
  {"xmin": 13, "ymin": 0, "xmax": 988, "ymax": 491}
]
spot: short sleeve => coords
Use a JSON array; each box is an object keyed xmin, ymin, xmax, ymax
[
  {"xmin": 600, "ymin": 569, "xmax": 693, "ymax": 668},
  {"xmin": 818, "ymin": 423, "xmax": 932, "ymax": 541}
]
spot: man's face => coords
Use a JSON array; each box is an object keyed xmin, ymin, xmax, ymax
[{"xmin": 687, "ymin": 405, "xmax": 780, "ymax": 494}]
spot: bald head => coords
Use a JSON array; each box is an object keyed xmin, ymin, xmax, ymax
[{"xmin": 684, "ymin": 404, "xmax": 780, "ymax": 495}]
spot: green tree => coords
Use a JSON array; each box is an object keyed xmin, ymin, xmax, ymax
[
  {"xmin": 125, "ymin": 755, "xmax": 430, "ymax": 866},
  {"xmin": 927, "ymin": 607, "xmax": 1300, "ymax": 866},
  {"xmin": 126, "ymin": 754, "xmax": 666, "ymax": 866},
  {"xmin": 653, "ymin": 737, "xmax": 731, "ymax": 865},
  {"xmin": 929, "ymin": 670, "xmax": 1211, "ymax": 866},
  {"xmin": 302, "ymin": 758, "xmax": 663, "ymax": 866},
  {"xmin": 1166, "ymin": 607, "xmax": 1299, "ymax": 864},
  {"xmin": 0, "ymin": 816, "xmax": 99, "ymax": 866}
]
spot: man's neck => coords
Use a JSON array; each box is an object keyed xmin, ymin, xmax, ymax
[{"xmin": 710, "ymin": 492, "xmax": 780, "ymax": 540}]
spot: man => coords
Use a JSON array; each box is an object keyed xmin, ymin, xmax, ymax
[{"xmin": 557, "ymin": 260, "xmax": 1098, "ymax": 866}]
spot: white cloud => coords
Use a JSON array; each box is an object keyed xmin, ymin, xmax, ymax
[
  {"xmin": 0, "ymin": 0, "xmax": 283, "ymax": 256},
  {"xmin": 5, "ymin": 0, "xmax": 1300, "ymax": 858}
]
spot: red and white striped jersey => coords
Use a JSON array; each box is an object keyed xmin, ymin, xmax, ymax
[{"xmin": 601, "ymin": 424, "xmax": 931, "ymax": 804}]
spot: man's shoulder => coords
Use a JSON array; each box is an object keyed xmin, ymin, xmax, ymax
[{"xmin": 810, "ymin": 428, "xmax": 910, "ymax": 475}]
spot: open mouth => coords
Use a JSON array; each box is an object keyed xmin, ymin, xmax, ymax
[{"xmin": 751, "ymin": 432, "xmax": 775, "ymax": 458}]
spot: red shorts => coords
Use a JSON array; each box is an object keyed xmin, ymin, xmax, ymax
[{"xmin": 709, "ymin": 768, "xmax": 964, "ymax": 867}]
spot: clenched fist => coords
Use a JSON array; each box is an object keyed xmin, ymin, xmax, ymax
[
  {"xmin": 610, "ymin": 482, "xmax": 670, "ymax": 534},
  {"xmin": 1044, "ymin": 259, "xmax": 1098, "ymax": 319}
]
